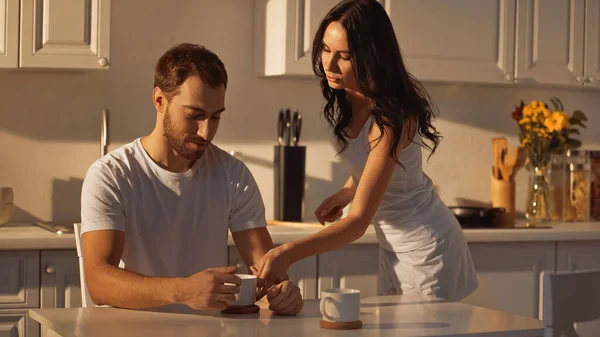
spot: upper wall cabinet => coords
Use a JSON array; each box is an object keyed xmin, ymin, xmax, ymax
[
  {"xmin": 0, "ymin": 0, "xmax": 19, "ymax": 68},
  {"xmin": 585, "ymin": 0, "xmax": 600, "ymax": 88},
  {"xmin": 255, "ymin": 0, "xmax": 599, "ymax": 89},
  {"xmin": 255, "ymin": 0, "xmax": 339, "ymax": 77},
  {"xmin": 388, "ymin": 0, "xmax": 516, "ymax": 85},
  {"xmin": 1, "ymin": 0, "xmax": 110, "ymax": 70},
  {"xmin": 20, "ymin": 0, "xmax": 111, "ymax": 69},
  {"xmin": 514, "ymin": 0, "xmax": 585, "ymax": 87}
]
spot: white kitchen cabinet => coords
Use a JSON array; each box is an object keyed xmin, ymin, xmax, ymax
[
  {"xmin": 514, "ymin": 0, "xmax": 585, "ymax": 87},
  {"xmin": 19, "ymin": 0, "xmax": 111, "ymax": 69},
  {"xmin": 228, "ymin": 246, "xmax": 318, "ymax": 299},
  {"xmin": 556, "ymin": 241, "xmax": 600, "ymax": 271},
  {"xmin": 0, "ymin": 251, "xmax": 40, "ymax": 310},
  {"xmin": 0, "ymin": 251, "xmax": 40, "ymax": 337},
  {"xmin": 255, "ymin": 0, "xmax": 599, "ymax": 89},
  {"xmin": 40, "ymin": 251, "xmax": 81, "ymax": 310},
  {"xmin": 462, "ymin": 242, "xmax": 555, "ymax": 319},
  {"xmin": 40, "ymin": 250, "xmax": 81, "ymax": 337},
  {"xmin": 254, "ymin": 0, "xmax": 339, "ymax": 77},
  {"xmin": 389, "ymin": 0, "xmax": 516, "ymax": 85},
  {"xmin": 318, "ymin": 244, "xmax": 379, "ymax": 298},
  {"xmin": 584, "ymin": 0, "xmax": 600, "ymax": 87},
  {"xmin": 0, "ymin": 309, "xmax": 40, "ymax": 337},
  {"xmin": 0, "ymin": 0, "xmax": 18, "ymax": 68}
]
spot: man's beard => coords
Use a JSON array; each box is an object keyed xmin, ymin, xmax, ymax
[{"xmin": 163, "ymin": 108, "xmax": 206, "ymax": 161}]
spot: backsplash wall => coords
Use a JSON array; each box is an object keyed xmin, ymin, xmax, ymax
[{"xmin": 1, "ymin": 1, "xmax": 598, "ymax": 224}]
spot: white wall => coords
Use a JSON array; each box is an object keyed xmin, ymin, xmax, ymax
[{"xmin": 1, "ymin": 1, "xmax": 598, "ymax": 224}]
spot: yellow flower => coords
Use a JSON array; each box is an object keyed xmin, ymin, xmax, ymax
[
  {"xmin": 519, "ymin": 117, "xmax": 531, "ymax": 125},
  {"xmin": 544, "ymin": 111, "xmax": 570, "ymax": 132},
  {"xmin": 541, "ymin": 107, "xmax": 550, "ymax": 118},
  {"xmin": 525, "ymin": 124, "xmax": 531, "ymax": 130},
  {"xmin": 523, "ymin": 106, "xmax": 533, "ymax": 117},
  {"xmin": 531, "ymin": 100, "xmax": 538, "ymax": 108}
]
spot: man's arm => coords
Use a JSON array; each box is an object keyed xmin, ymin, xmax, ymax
[
  {"xmin": 83, "ymin": 229, "xmax": 240, "ymax": 310},
  {"xmin": 231, "ymin": 227, "xmax": 273, "ymax": 269}
]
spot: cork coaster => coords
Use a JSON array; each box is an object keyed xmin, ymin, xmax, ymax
[
  {"xmin": 221, "ymin": 304, "xmax": 260, "ymax": 315},
  {"xmin": 319, "ymin": 319, "xmax": 362, "ymax": 330}
]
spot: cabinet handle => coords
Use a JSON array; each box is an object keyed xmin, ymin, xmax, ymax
[
  {"xmin": 504, "ymin": 74, "xmax": 513, "ymax": 81},
  {"xmin": 576, "ymin": 76, "xmax": 583, "ymax": 83},
  {"xmin": 98, "ymin": 58, "xmax": 109, "ymax": 67},
  {"xmin": 585, "ymin": 77, "xmax": 595, "ymax": 84},
  {"xmin": 45, "ymin": 264, "xmax": 56, "ymax": 275}
]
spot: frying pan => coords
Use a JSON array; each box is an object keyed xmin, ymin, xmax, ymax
[{"xmin": 448, "ymin": 206, "xmax": 505, "ymax": 228}]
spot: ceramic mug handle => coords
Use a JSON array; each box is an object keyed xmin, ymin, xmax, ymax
[{"xmin": 319, "ymin": 296, "xmax": 336, "ymax": 321}]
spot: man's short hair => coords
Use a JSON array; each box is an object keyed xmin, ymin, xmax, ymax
[{"xmin": 154, "ymin": 43, "xmax": 228, "ymax": 99}]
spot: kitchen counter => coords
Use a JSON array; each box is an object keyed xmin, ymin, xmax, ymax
[
  {"xmin": 29, "ymin": 295, "xmax": 544, "ymax": 337},
  {"xmin": 265, "ymin": 220, "xmax": 600, "ymax": 244},
  {"xmin": 2, "ymin": 220, "xmax": 600, "ymax": 250}
]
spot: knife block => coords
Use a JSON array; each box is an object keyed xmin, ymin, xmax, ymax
[{"xmin": 274, "ymin": 146, "xmax": 306, "ymax": 222}]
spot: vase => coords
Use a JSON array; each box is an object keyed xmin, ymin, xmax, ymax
[{"xmin": 525, "ymin": 165, "xmax": 552, "ymax": 226}]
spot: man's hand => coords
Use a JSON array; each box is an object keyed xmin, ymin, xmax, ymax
[
  {"xmin": 177, "ymin": 266, "xmax": 241, "ymax": 310},
  {"xmin": 266, "ymin": 280, "xmax": 303, "ymax": 316}
]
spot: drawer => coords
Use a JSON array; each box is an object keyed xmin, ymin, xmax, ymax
[
  {"xmin": 0, "ymin": 309, "xmax": 40, "ymax": 337},
  {"xmin": 0, "ymin": 251, "xmax": 40, "ymax": 309}
]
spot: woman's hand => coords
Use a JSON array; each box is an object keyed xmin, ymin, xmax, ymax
[
  {"xmin": 315, "ymin": 187, "xmax": 355, "ymax": 225},
  {"xmin": 252, "ymin": 245, "xmax": 292, "ymax": 300}
]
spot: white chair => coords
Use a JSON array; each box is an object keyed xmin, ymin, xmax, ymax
[
  {"xmin": 541, "ymin": 269, "xmax": 600, "ymax": 337},
  {"xmin": 74, "ymin": 223, "xmax": 95, "ymax": 307}
]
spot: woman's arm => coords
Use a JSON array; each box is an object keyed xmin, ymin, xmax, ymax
[
  {"xmin": 284, "ymin": 123, "xmax": 401, "ymax": 263},
  {"xmin": 256, "ymin": 119, "xmax": 417, "ymax": 290}
]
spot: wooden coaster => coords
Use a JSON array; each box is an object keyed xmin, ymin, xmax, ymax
[
  {"xmin": 320, "ymin": 319, "xmax": 362, "ymax": 330},
  {"xmin": 221, "ymin": 304, "xmax": 260, "ymax": 315}
]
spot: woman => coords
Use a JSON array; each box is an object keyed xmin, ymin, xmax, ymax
[{"xmin": 255, "ymin": 0, "xmax": 478, "ymax": 301}]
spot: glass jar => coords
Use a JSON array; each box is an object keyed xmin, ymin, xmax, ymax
[
  {"xmin": 562, "ymin": 150, "xmax": 591, "ymax": 222},
  {"xmin": 548, "ymin": 153, "xmax": 567, "ymax": 221},
  {"xmin": 590, "ymin": 151, "xmax": 600, "ymax": 221}
]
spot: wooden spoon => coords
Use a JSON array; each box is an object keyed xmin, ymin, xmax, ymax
[
  {"xmin": 503, "ymin": 146, "xmax": 519, "ymax": 181},
  {"xmin": 492, "ymin": 137, "xmax": 508, "ymax": 180}
]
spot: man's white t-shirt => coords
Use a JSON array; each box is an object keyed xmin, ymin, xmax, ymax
[{"xmin": 80, "ymin": 138, "xmax": 266, "ymax": 279}]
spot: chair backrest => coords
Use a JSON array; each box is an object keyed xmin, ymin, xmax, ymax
[
  {"xmin": 542, "ymin": 269, "xmax": 600, "ymax": 337},
  {"xmin": 74, "ymin": 223, "xmax": 95, "ymax": 307}
]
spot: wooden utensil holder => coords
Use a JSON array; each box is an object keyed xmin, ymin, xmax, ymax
[{"xmin": 491, "ymin": 175, "xmax": 515, "ymax": 227}]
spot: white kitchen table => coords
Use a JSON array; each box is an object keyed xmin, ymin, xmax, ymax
[{"xmin": 29, "ymin": 295, "xmax": 544, "ymax": 337}]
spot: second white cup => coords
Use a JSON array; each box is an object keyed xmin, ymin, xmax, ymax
[
  {"xmin": 320, "ymin": 288, "xmax": 361, "ymax": 322},
  {"xmin": 227, "ymin": 274, "xmax": 257, "ymax": 307}
]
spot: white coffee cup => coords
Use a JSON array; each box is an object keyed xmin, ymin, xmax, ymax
[
  {"xmin": 320, "ymin": 288, "xmax": 361, "ymax": 322},
  {"xmin": 227, "ymin": 274, "xmax": 257, "ymax": 307}
]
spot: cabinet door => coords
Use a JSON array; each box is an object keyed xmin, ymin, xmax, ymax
[
  {"xmin": 584, "ymin": 0, "xmax": 600, "ymax": 87},
  {"xmin": 555, "ymin": 241, "xmax": 600, "ymax": 336},
  {"xmin": 0, "ymin": 0, "xmax": 18, "ymax": 68},
  {"xmin": 255, "ymin": 0, "xmax": 339, "ymax": 76},
  {"xmin": 228, "ymin": 246, "xmax": 317, "ymax": 299},
  {"xmin": 515, "ymin": 0, "xmax": 585, "ymax": 86},
  {"xmin": 462, "ymin": 242, "xmax": 555, "ymax": 319},
  {"xmin": 19, "ymin": 0, "xmax": 111, "ymax": 69},
  {"xmin": 388, "ymin": 0, "xmax": 516, "ymax": 85},
  {"xmin": 0, "ymin": 251, "xmax": 40, "ymax": 309},
  {"xmin": 40, "ymin": 250, "xmax": 81, "ymax": 310},
  {"xmin": 0, "ymin": 309, "xmax": 40, "ymax": 337},
  {"xmin": 318, "ymin": 245, "xmax": 379, "ymax": 298},
  {"xmin": 556, "ymin": 241, "xmax": 600, "ymax": 271}
]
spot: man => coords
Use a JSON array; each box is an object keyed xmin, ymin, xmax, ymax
[{"xmin": 80, "ymin": 43, "xmax": 303, "ymax": 315}]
